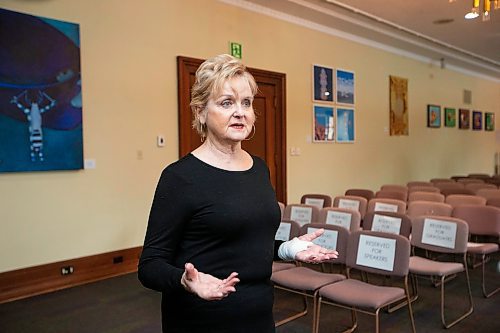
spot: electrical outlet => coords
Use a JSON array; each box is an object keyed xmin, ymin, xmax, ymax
[{"xmin": 61, "ymin": 266, "xmax": 74, "ymax": 276}]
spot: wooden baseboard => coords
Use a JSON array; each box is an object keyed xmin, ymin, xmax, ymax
[{"xmin": 0, "ymin": 246, "xmax": 142, "ymax": 304}]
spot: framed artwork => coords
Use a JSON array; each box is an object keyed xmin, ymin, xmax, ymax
[
  {"xmin": 336, "ymin": 69, "xmax": 354, "ymax": 105},
  {"xmin": 389, "ymin": 76, "xmax": 409, "ymax": 136},
  {"xmin": 427, "ymin": 105, "xmax": 441, "ymax": 128},
  {"xmin": 485, "ymin": 112, "xmax": 495, "ymax": 131},
  {"xmin": 313, "ymin": 105, "xmax": 335, "ymax": 142},
  {"xmin": 312, "ymin": 64, "xmax": 334, "ymax": 103},
  {"xmin": 472, "ymin": 111, "xmax": 482, "ymax": 130},
  {"xmin": 444, "ymin": 108, "xmax": 456, "ymax": 127},
  {"xmin": 0, "ymin": 8, "xmax": 83, "ymax": 172},
  {"xmin": 336, "ymin": 108, "xmax": 355, "ymax": 143},
  {"xmin": 459, "ymin": 109, "xmax": 470, "ymax": 129}
]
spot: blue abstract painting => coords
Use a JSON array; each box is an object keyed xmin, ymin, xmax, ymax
[
  {"xmin": 336, "ymin": 108, "xmax": 355, "ymax": 143},
  {"xmin": 336, "ymin": 69, "xmax": 354, "ymax": 105},
  {"xmin": 0, "ymin": 8, "xmax": 83, "ymax": 172}
]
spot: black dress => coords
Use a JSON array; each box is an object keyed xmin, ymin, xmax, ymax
[{"xmin": 138, "ymin": 154, "xmax": 281, "ymax": 332}]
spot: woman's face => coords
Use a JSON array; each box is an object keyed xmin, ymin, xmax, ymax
[{"xmin": 202, "ymin": 76, "xmax": 255, "ymax": 145}]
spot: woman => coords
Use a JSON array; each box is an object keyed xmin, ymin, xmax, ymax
[{"xmin": 138, "ymin": 54, "xmax": 337, "ymax": 332}]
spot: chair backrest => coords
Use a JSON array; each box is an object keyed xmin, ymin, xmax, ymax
[
  {"xmin": 345, "ymin": 188, "xmax": 375, "ymax": 201},
  {"xmin": 452, "ymin": 205, "xmax": 500, "ymax": 237},
  {"xmin": 408, "ymin": 186, "xmax": 440, "ymax": 194},
  {"xmin": 445, "ymin": 194, "xmax": 486, "ymax": 207},
  {"xmin": 430, "ymin": 178, "xmax": 455, "ymax": 184},
  {"xmin": 411, "ymin": 216, "xmax": 469, "ymax": 254},
  {"xmin": 464, "ymin": 183, "xmax": 497, "ymax": 194},
  {"xmin": 434, "ymin": 182, "xmax": 465, "ymax": 190},
  {"xmin": 301, "ymin": 223, "xmax": 350, "ymax": 264},
  {"xmin": 407, "ymin": 181, "xmax": 434, "ymax": 188},
  {"xmin": 300, "ymin": 194, "xmax": 332, "ymax": 208},
  {"xmin": 333, "ymin": 195, "xmax": 368, "ymax": 219},
  {"xmin": 367, "ymin": 198, "xmax": 407, "ymax": 214},
  {"xmin": 283, "ymin": 204, "xmax": 320, "ymax": 226},
  {"xmin": 486, "ymin": 197, "xmax": 500, "ymax": 209},
  {"xmin": 476, "ymin": 188, "xmax": 500, "ymax": 200},
  {"xmin": 380, "ymin": 184, "xmax": 408, "ymax": 195},
  {"xmin": 440, "ymin": 188, "xmax": 475, "ymax": 197},
  {"xmin": 275, "ymin": 219, "xmax": 301, "ymax": 242},
  {"xmin": 457, "ymin": 178, "xmax": 485, "ymax": 184},
  {"xmin": 468, "ymin": 173, "xmax": 491, "ymax": 180},
  {"xmin": 406, "ymin": 201, "xmax": 453, "ymax": 219},
  {"xmin": 362, "ymin": 211, "xmax": 412, "ymax": 238},
  {"xmin": 346, "ymin": 230, "xmax": 410, "ymax": 277},
  {"xmin": 408, "ymin": 191, "xmax": 445, "ymax": 203},
  {"xmin": 318, "ymin": 207, "xmax": 361, "ymax": 232},
  {"xmin": 278, "ymin": 201, "xmax": 285, "ymax": 219},
  {"xmin": 375, "ymin": 190, "xmax": 408, "ymax": 202}
]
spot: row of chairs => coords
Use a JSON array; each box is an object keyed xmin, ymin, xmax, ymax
[{"xmin": 273, "ymin": 206, "xmax": 499, "ymax": 331}]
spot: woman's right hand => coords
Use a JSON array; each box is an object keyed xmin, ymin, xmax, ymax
[{"xmin": 180, "ymin": 263, "xmax": 240, "ymax": 301}]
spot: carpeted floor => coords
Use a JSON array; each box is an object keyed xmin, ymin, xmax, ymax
[{"xmin": 0, "ymin": 255, "xmax": 498, "ymax": 333}]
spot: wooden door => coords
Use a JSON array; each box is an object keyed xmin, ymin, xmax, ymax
[{"xmin": 177, "ymin": 56, "xmax": 287, "ymax": 203}]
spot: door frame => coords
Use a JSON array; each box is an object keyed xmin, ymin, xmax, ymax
[{"xmin": 177, "ymin": 56, "xmax": 287, "ymax": 203}]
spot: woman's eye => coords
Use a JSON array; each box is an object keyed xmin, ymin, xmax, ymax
[
  {"xmin": 220, "ymin": 100, "xmax": 233, "ymax": 108},
  {"xmin": 242, "ymin": 99, "xmax": 252, "ymax": 107}
]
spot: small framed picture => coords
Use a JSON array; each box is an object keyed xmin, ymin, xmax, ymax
[
  {"xmin": 459, "ymin": 109, "xmax": 470, "ymax": 129},
  {"xmin": 472, "ymin": 111, "xmax": 482, "ymax": 130},
  {"xmin": 427, "ymin": 105, "xmax": 441, "ymax": 128},
  {"xmin": 312, "ymin": 64, "xmax": 334, "ymax": 103},
  {"xmin": 336, "ymin": 108, "xmax": 355, "ymax": 143},
  {"xmin": 485, "ymin": 112, "xmax": 495, "ymax": 131},
  {"xmin": 336, "ymin": 69, "xmax": 354, "ymax": 105},
  {"xmin": 313, "ymin": 105, "xmax": 335, "ymax": 142},
  {"xmin": 444, "ymin": 108, "xmax": 456, "ymax": 127}
]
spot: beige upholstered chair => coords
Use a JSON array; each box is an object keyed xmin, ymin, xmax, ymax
[
  {"xmin": 407, "ymin": 181, "xmax": 434, "ymax": 188},
  {"xmin": 452, "ymin": 205, "xmax": 500, "ymax": 297},
  {"xmin": 362, "ymin": 211, "xmax": 412, "ymax": 238},
  {"xmin": 314, "ymin": 230, "xmax": 415, "ymax": 333},
  {"xmin": 333, "ymin": 195, "xmax": 368, "ymax": 220},
  {"xmin": 318, "ymin": 207, "xmax": 361, "ymax": 232},
  {"xmin": 440, "ymin": 188, "xmax": 475, "ymax": 197},
  {"xmin": 406, "ymin": 201, "xmax": 452, "ymax": 220},
  {"xmin": 367, "ymin": 198, "xmax": 406, "ymax": 214},
  {"xmin": 380, "ymin": 184, "xmax": 408, "ymax": 195},
  {"xmin": 375, "ymin": 190, "xmax": 407, "ymax": 202},
  {"xmin": 272, "ymin": 224, "xmax": 348, "ymax": 331},
  {"xmin": 409, "ymin": 216, "xmax": 473, "ymax": 328},
  {"xmin": 300, "ymin": 193, "xmax": 332, "ymax": 209},
  {"xmin": 434, "ymin": 182, "xmax": 464, "ymax": 191},
  {"xmin": 408, "ymin": 191, "xmax": 445, "ymax": 203},
  {"xmin": 476, "ymin": 188, "xmax": 500, "ymax": 201},
  {"xmin": 344, "ymin": 188, "xmax": 375, "ymax": 202},
  {"xmin": 408, "ymin": 185, "xmax": 440, "ymax": 194},
  {"xmin": 445, "ymin": 194, "xmax": 486, "ymax": 207},
  {"xmin": 283, "ymin": 204, "xmax": 320, "ymax": 227},
  {"xmin": 464, "ymin": 183, "xmax": 497, "ymax": 194}
]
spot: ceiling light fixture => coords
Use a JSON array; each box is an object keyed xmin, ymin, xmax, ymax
[{"xmin": 464, "ymin": 0, "xmax": 498, "ymax": 21}]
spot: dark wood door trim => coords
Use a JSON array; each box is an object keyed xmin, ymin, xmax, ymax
[{"xmin": 177, "ymin": 56, "xmax": 287, "ymax": 203}]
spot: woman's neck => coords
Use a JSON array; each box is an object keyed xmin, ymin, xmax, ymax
[{"xmin": 192, "ymin": 138, "xmax": 252, "ymax": 171}]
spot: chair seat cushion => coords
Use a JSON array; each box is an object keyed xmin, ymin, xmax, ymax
[
  {"xmin": 409, "ymin": 256, "xmax": 464, "ymax": 276},
  {"xmin": 272, "ymin": 261, "xmax": 296, "ymax": 273},
  {"xmin": 271, "ymin": 266, "xmax": 345, "ymax": 291},
  {"xmin": 318, "ymin": 279, "xmax": 405, "ymax": 309},
  {"xmin": 467, "ymin": 242, "xmax": 499, "ymax": 255}
]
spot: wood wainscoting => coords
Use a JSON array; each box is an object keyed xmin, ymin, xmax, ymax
[{"xmin": 0, "ymin": 247, "xmax": 142, "ymax": 304}]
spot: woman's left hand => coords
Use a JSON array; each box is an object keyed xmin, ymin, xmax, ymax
[{"xmin": 295, "ymin": 228, "xmax": 338, "ymax": 264}]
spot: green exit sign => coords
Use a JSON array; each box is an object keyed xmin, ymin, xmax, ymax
[{"xmin": 230, "ymin": 42, "xmax": 242, "ymax": 59}]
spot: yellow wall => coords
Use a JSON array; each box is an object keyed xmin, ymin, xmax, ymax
[{"xmin": 0, "ymin": 0, "xmax": 499, "ymax": 273}]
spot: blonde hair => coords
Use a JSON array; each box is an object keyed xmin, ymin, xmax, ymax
[{"xmin": 190, "ymin": 54, "xmax": 258, "ymax": 138}]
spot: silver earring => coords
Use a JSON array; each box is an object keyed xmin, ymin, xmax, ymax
[
  {"xmin": 200, "ymin": 123, "xmax": 206, "ymax": 142},
  {"xmin": 244, "ymin": 124, "xmax": 256, "ymax": 141}
]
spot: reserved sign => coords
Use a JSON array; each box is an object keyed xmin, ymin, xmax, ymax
[
  {"xmin": 371, "ymin": 214, "xmax": 402, "ymax": 235},
  {"xmin": 307, "ymin": 227, "xmax": 338, "ymax": 250},
  {"xmin": 356, "ymin": 234, "xmax": 396, "ymax": 271},
  {"xmin": 275, "ymin": 222, "xmax": 292, "ymax": 241},
  {"xmin": 374, "ymin": 202, "xmax": 398, "ymax": 212},
  {"xmin": 338, "ymin": 199, "xmax": 360, "ymax": 211},
  {"xmin": 290, "ymin": 206, "xmax": 313, "ymax": 226},
  {"xmin": 421, "ymin": 218, "xmax": 457, "ymax": 249},
  {"xmin": 305, "ymin": 197, "xmax": 325, "ymax": 209},
  {"xmin": 325, "ymin": 210, "xmax": 352, "ymax": 230}
]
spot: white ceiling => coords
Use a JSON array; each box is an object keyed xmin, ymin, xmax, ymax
[{"xmin": 238, "ymin": 0, "xmax": 500, "ymax": 81}]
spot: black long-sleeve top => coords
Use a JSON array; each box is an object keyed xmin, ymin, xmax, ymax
[{"xmin": 138, "ymin": 153, "xmax": 281, "ymax": 332}]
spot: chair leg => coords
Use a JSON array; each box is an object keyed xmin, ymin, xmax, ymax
[
  {"xmin": 405, "ymin": 278, "xmax": 417, "ymax": 333},
  {"xmin": 440, "ymin": 262, "xmax": 474, "ymax": 328},
  {"xmin": 314, "ymin": 297, "xmax": 322, "ymax": 333},
  {"xmin": 274, "ymin": 293, "xmax": 308, "ymax": 327},
  {"xmin": 341, "ymin": 309, "xmax": 357, "ymax": 333},
  {"xmin": 480, "ymin": 254, "xmax": 499, "ymax": 298},
  {"xmin": 387, "ymin": 274, "xmax": 418, "ymax": 313}
]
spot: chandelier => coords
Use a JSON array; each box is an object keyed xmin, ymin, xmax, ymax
[{"xmin": 451, "ymin": 0, "xmax": 500, "ymax": 21}]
